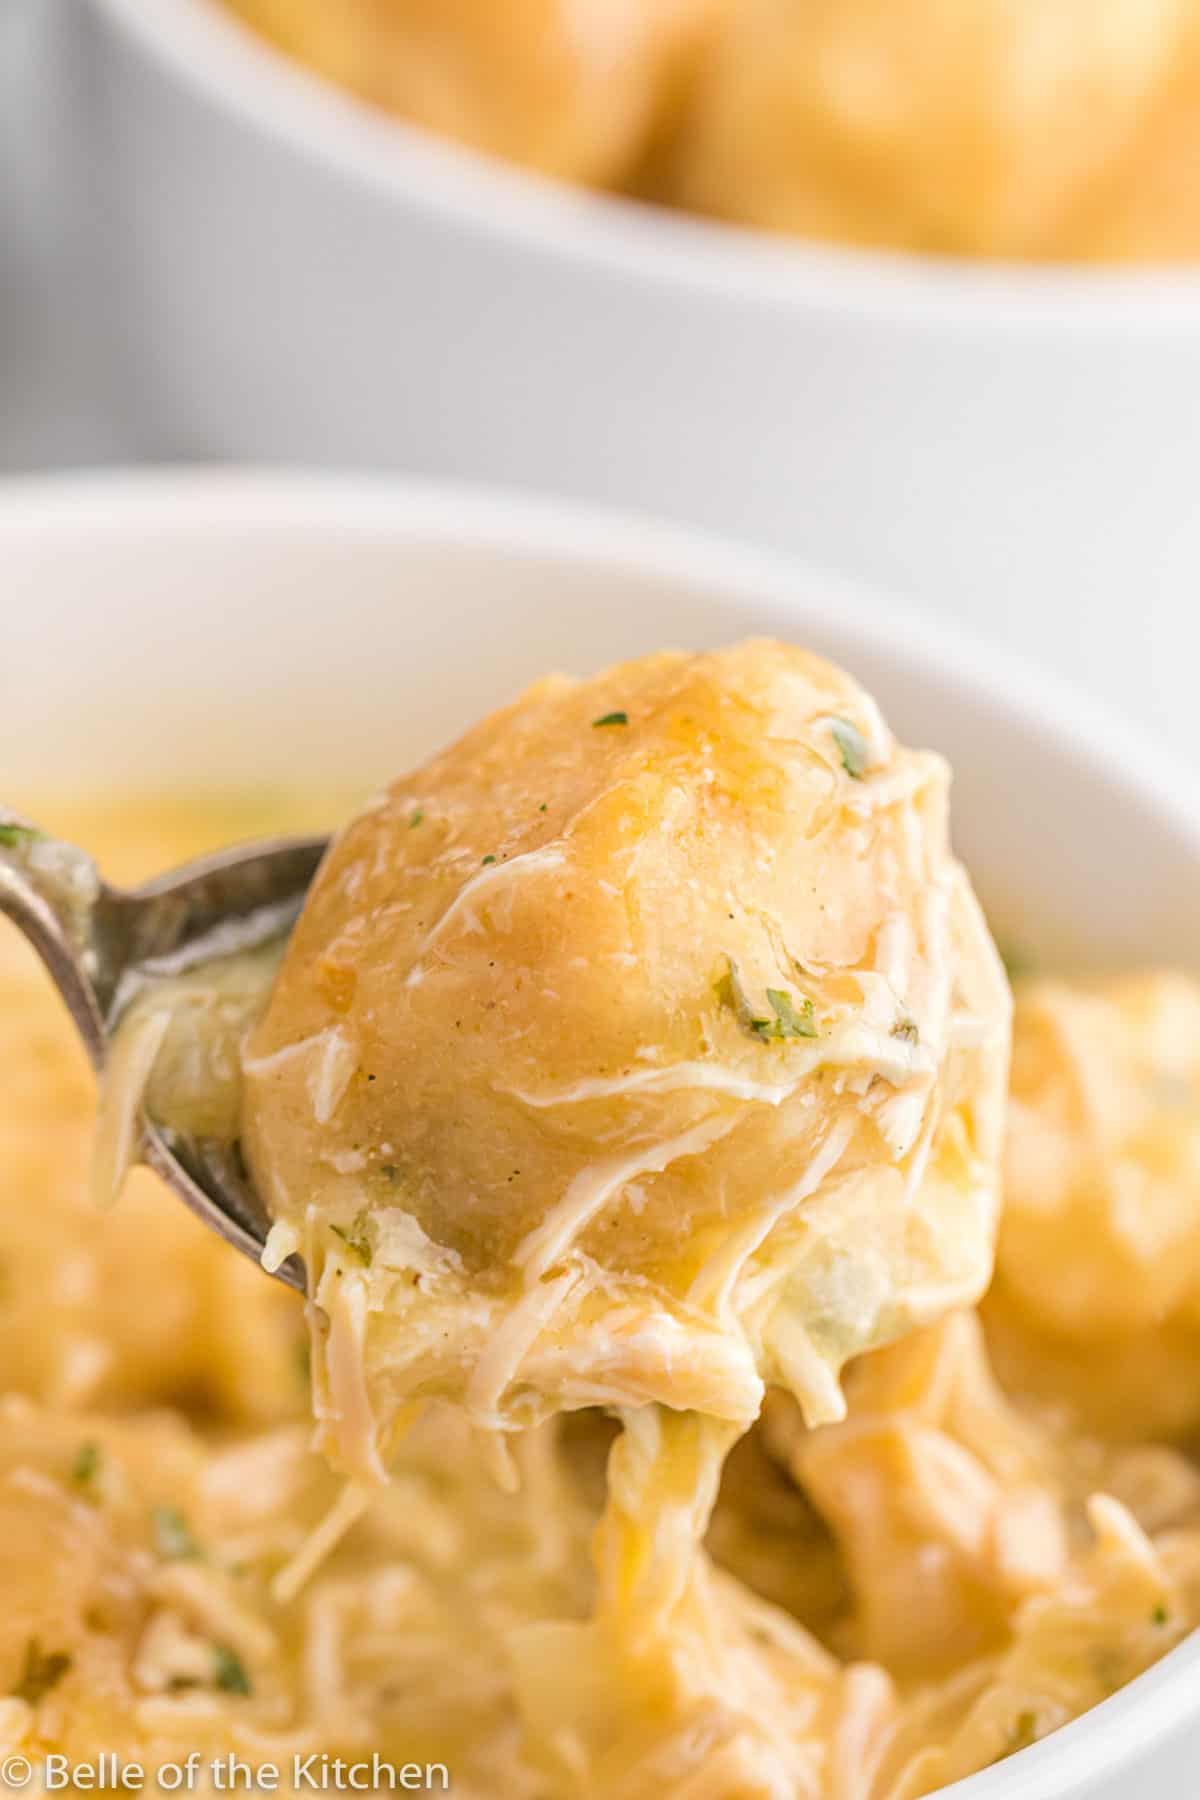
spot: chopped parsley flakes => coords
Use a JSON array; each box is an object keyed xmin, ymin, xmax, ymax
[
  {"xmin": 152, "ymin": 1504, "xmax": 202, "ymax": 1561},
  {"xmin": 828, "ymin": 717, "xmax": 870, "ymax": 780},
  {"xmin": 12, "ymin": 1640, "xmax": 72, "ymax": 1705},
  {"xmin": 1004, "ymin": 1711, "xmax": 1038, "ymax": 1758},
  {"xmin": 213, "ymin": 1644, "xmax": 252, "ymax": 1697},
  {"xmin": 990, "ymin": 1710, "xmax": 1039, "ymax": 1766},
  {"xmin": 70, "ymin": 1442, "xmax": 103, "ymax": 1497},
  {"xmin": 0, "ymin": 824, "xmax": 37, "ymax": 850},
  {"xmin": 718, "ymin": 960, "xmax": 818, "ymax": 1043},
  {"xmin": 331, "ymin": 1210, "xmax": 373, "ymax": 1266},
  {"xmin": 408, "ymin": 809, "xmax": 424, "ymax": 829},
  {"xmin": 592, "ymin": 711, "xmax": 628, "ymax": 728},
  {"xmin": 1152, "ymin": 1603, "xmax": 1170, "ymax": 1627},
  {"xmin": 481, "ymin": 854, "xmax": 496, "ymax": 865},
  {"xmin": 762, "ymin": 988, "xmax": 818, "ymax": 1040}
]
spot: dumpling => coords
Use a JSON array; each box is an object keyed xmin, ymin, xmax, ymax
[
  {"xmin": 987, "ymin": 972, "xmax": 1200, "ymax": 1439},
  {"xmin": 241, "ymin": 640, "xmax": 1010, "ymax": 1479},
  {"xmin": 225, "ymin": 0, "xmax": 719, "ymax": 187},
  {"xmin": 667, "ymin": 0, "xmax": 1197, "ymax": 259}
]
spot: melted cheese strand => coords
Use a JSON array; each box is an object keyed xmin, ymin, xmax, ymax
[{"xmin": 90, "ymin": 1007, "xmax": 171, "ymax": 1210}]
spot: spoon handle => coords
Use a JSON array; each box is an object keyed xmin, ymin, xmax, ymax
[{"xmin": 0, "ymin": 811, "xmax": 107, "ymax": 1067}]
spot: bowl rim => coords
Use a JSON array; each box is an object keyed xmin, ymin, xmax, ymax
[
  {"xmin": 4, "ymin": 465, "xmax": 1199, "ymax": 848},
  {"xmin": 85, "ymin": 0, "xmax": 1200, "ymax": 327},
  {"xmin": 3, "ymin": 464, "xmax": 1200, "ymax": 1798}
]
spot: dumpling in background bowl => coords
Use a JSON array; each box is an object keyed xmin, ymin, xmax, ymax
[
  {"xmin": 667, "ymin": 0, "xmax": 1200, "ymax": 259},
  {"xmin": 223, "ymin": 0, "xmax": 721, "ymax": 185}
]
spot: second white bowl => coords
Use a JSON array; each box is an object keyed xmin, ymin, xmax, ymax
[{"xmin": 76, "ymin": 0, "xmax": 1200, "ymax": 760}]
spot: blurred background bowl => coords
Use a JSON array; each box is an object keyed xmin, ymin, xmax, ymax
[{"xmin": 76, "ymin": 0, "xmax": 1200, "ymax": 759}]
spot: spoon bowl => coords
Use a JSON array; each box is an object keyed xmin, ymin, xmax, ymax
[{"xmin": 0, "ymin": 810, "xmax": 326, "ymax": 1291}]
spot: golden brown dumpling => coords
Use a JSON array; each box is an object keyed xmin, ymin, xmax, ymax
[
  {"xmin": 225, "ymin": 0, "xmax": 718, "ymax": 187},
  {"xmin": 242, "ymin": 641, "xmax": 1010, "ymax": 1478},
  {"xmin": 986, "ymin": 972, "xmax": 1200, "ymax": 1439},
  {"xmin": 669, "ymin": 0, "xmax": 1200, "ymax": 259}
]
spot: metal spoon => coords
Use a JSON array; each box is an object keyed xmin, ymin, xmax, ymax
[{"xmin": 0, "ymin": 810, "xmax": 327, "ymax": 1293}]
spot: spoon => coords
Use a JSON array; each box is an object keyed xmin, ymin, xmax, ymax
[{"xmin": 0, "ymin": 810, "xmax": 327, "ymax": 1293}]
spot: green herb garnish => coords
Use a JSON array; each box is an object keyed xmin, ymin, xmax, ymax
[
  {"xmin": 331, "ymin": 1210, "xmax": 373, "ymax": 1267},
  {"xmin": 481, "ymin": 854, "xmax": 496, "ymax": 865},
  {"xmin": 12, "ymin": 1640, "xmax": 72, "ymax": 1705},
  {"xmin": 828, "ymin": 717, "xmax": 869, "ymax": 779},
  {"xmin": 762, "ymin": 988, "xmax": 818, "ymax": 1040},
  {"xmin": 718, "ymin": 960, "xmax": 817, "ymax": 1043},
  {"xmin": 991, "ymin": 1710, "xmax": 1038, "ymax": 1764},
  {"xmin": 0, "ymin": 824, "xmax": 37, "ymax": 851},
  {"xmin": 152, "ymin": 1504, "xmax": 202, "ymax": 1561},
  {"xmin": 212, "ymin": 1645, "xmax": 251, "ymax": 1697},
  {"xmin": 409, "ymin": 809, "xmax": 424, "ymax": 829},
  {"xmin": 70, "ymin": 1442, "xmax": 103, "ymax": 1497},
  {"xmin": 592, "ymin": 712, "xmax": 628, "ymax": 728},
  {"xmin": 1152, "ymin": 1603, "xmax": 1170, "ymax": 1627}
]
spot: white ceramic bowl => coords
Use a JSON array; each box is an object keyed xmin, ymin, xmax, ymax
[
  {"xmin": 73, "ymin": 0, "xmax": 1200, "ymax": 758},
  {"xmin": 2, "ymin": 469, "xmax": 1199, "ymax": 1796},
  {"xmin": 2, "ymin": 464, "xmax": 1200, "ymax": 1785}
]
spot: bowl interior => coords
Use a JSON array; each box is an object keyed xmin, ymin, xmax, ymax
[{"xmin": 2, "ymin": 472, "xmax": 1200, "ymax": 1798}]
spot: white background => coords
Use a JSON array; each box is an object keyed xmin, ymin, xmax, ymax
[{"xmin": 1, "ymin": 0, "xmax": 128, "ymax": 471}]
